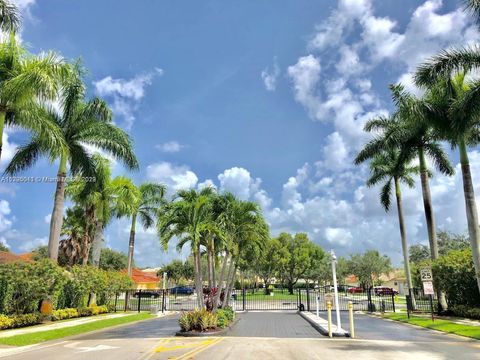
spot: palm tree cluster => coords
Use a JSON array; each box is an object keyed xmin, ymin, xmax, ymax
[
  {"xmin": 157, "ymin": 189, "xmax": 269, "ymax": 310},
  {"xmin": 355, "ymin": 0, "xmax": 480, "ymax": 311}
]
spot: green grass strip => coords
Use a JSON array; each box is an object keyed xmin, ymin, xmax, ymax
[
  {"xmin": 0, "ymin": 312, "xmax": 154, "ymax": 347},
  {"xmin": 383, "ymin": 313, "xmax": 480, "ymax": 340}
]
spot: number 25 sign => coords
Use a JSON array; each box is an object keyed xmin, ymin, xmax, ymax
[{"xmin": 420, "ymin": 267, "xmax": 433, "ymax": 282}]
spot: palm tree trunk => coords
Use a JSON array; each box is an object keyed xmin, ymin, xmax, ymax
[
  {"xmin": 48, "ymin": 153, "xmax": 68, "ymax": 262},
  {"xmin": 394, "ymin": 178, "xmax": 415, "ymax": 308},
  {"xmin": 418, "ymin": 147, "xmax": 448, "ymax": 311},
  {"xmin": 224, "ymin": 262, "xmax": 237, "ymax": 308},
  {"xmin": 210, "ymin": 238, "xmax": 216, "ymax": 287},
  {"xmin": 459, "ymin": 140, "xmax": 480, "ymax": 294},
  {"xmin": 0, "ymin": 111, "xmax": 6, "ymax": 162},
  {"xmin": 223, "ymin": 258, "xmax": 235, "ymax": 307},
  {"xmin": 127, "ymin": 213, "xmax": 136, "ymax": 276},
  {"xmin": 91, "ymin": 219, "xmax": 103, "ymax": 267},
  {"xmin": 213, "ymin": 252, "xmax": 229, "ymax": 309},
  {"xmin": 193, "ymin": 246, "xmax": 204, "ymax": 309},
  {"xmin": 206, "ymin": 238, "xmax": 213, "ymax": 288}
]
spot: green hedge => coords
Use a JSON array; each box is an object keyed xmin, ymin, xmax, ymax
[
  {"xmin": 450, "ymin": 305, "xmax": 480, "ymax": 320},
  {"xmin": 0, "ymin": 313, "xmax": 44, "ymax": 330}
]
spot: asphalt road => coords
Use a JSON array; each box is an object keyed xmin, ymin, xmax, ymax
[{"xmin": 2, "ymin": 311, "xmax": 479, "ymax": 360}]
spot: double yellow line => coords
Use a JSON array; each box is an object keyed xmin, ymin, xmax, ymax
[{"xmin": 155, "ymin": 337, "xmax": 224, "ymax": 359}]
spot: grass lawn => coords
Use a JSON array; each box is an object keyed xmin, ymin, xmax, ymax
[
  {"xmin": 383, "ymin": 313, "xmax": 480, "ymax": 340},
  {"xmin": 0, "ymin": 312, "xmax": 155, "ymax": 347}
]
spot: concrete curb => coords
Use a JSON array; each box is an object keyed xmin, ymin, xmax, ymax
[{"xmin": 298, "ymin": 311, "xmax": 349, "ymax": 337}]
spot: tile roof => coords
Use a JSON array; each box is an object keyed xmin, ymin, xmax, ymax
[{"xmin": 122, "ymin": 268, "xmax": 160, "ymax": 284}]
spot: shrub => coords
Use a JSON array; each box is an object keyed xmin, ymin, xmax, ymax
[
  {"xmin": 450, "ymin": 305, "xmax": 480, "ymax": 320},
  {"xmin": 216, "ymin": 307, "xmax": 235, "ymax": 328},
  {"xmin": 9, "ymin": 313, "xmax": 44, "ymax": 328},
  {"xmin": 178, "ymin": 310, "xmax": 218, "ymax": 332},
  {"xmin": 51, "ymin": 308, "xmax": 79, "ymax": 321},
  {"xmin": 0, "ymin": 314, "xmax": 13, "ymax": 329},
  {"xmin": 0, "ymin": 259, "xmax": 67, "ymax": 315},
  {"xmin": 432, "ymin": 249, "xmax": 480, "ymax": 307}
]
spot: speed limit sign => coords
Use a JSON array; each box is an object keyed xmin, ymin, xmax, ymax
[{"xmin": 420, "ymin": 267, "xmax": 433, "ymax": 282}]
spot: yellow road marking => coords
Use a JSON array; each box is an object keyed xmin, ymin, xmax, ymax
[
  {"xmin": 155, "ymin": 338, "xmax": 215, "ymax": 353},
  {"xmin": 174, "ymin": 337, "xmax": 224, "ymax": 360}
]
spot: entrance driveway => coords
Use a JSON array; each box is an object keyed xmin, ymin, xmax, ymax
[{"xmin": 227, "ymin": 311, "xmax": 320, "ymax": 338}]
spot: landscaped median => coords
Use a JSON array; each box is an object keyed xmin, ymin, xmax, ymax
[
  {"xmin": 0, "ymin": 312, "xmax": 154, "ymax": 346},
  {"xmin": 382, "ymin": 313, "xmax": 480, "ymax": 340}
]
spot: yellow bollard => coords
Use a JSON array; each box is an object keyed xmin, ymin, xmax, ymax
[
  {"xmin": 327, "ymin": 300, "xmax": 333, "ymax": 338},
  {"xmin": 348, "ymin": 301, "xmax": 355, "ymax": 339}
]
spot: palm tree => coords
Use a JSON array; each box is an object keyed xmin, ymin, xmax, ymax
[
  {"xmin": 0, "ymin": 0, "xmax": 20, "ymax": 32},
  {"xmin": 356, "ymin": 85, "xmax": 454, "ymax": 310},
  {"xmin": 67, "ymin": 155, "xmax": 139, "ymax": 267},
  {"xmin": 357, "ymin": 147, "xmax": 418, "ymax": 299},
  {"xmin": 221, "ymin": 198, "xmax": 268, "ymax": 307},
  {"xmin": 415, "ymin": 71, "xmax": 480, "ymax": 293},
  {"xmin": 60, "ymin": 206, "xmax": 91, "ymax": 266},
  {"xmin": 5, "ymin": 65, "xmax": 138, "ymax": 262},
  {"xmin": 157, "ymin": 187, "xmax": 220, "ymax": 309},
  {"xmin": 0, "ymin": 35, "xmax": 68, "ymax": 161},
  {"xmin": 127, "ymin": 183, "xmax": 166, "ymax": 276}
]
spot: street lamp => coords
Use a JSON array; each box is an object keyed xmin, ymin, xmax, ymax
[{"xmin": 330, "ymin": 249, "xmax": 343, "ymax": 332}]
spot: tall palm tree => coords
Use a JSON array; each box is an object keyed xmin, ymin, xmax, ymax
[
  {"xmin": 415, "ymin": 71, "xmax": 480, "ymax": 293},
  {"xmin": 0, "ymin": 35, "xmax": 68, "ymax": 161},
  {"xmin": 356, "ymin": 85, "xmax": 454, "ymax": 310},
  {"xmin": 127, "ymin": 182, "xmax": 166, "ymax": 276},
  {"xmin": 0, "ymin": 0, "xmax": 20, "ymax": 32},
  {"xmin": 357, "ymin": 147, "xmax": 418, "ymax": 299},
  {"xmin": 5, "ymin": 65, "xmax": 138, "ymax": 262},
  {"xmin": 158, "ymin": 187, "xmax": 220, "ymax": 309}
]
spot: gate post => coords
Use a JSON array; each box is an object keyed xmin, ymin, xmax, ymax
[
  {"xmin": 124, "ymin": 291, "xmax": 128, "ymax": 312},
  {"xmin": 242, "ymin": 287, "xmax": 246, "ymax": 311},
  {"xmin": 306, "ymin": 286, "xmax": 310, "ymax": 312},
  {"xmin": 114, "ymin": 293, "xmax": 118, "ymax": 313},
  {"xmin": 391, "ymin": 292, "xmax": 396, "ymax": 313},
  {"xmin": 367, "ymin": 287, "xmax": 374, "ymax": 312},
  {"xmin": 137, "ymin": 290, "xmax": 142, "ymax": 313},
  {"xmin": 162, "ymin": 289, "xmax": 165, "ymax": 313}
]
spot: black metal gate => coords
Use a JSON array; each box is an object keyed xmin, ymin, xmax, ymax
[{"xmin": 111, "ymin": 286, "xmax": 396, "ymax": 313}]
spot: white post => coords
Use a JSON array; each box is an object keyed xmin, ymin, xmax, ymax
[
  {"xmin": 331, "ymin": 250, "xmax": 342, "ymax": 331},
  {"xmin": 163, "ymin": 272, "xmax": 167, "ymax": 290}
]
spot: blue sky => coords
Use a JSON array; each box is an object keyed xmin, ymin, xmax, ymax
[{"xmin": 1, "ymin": 0, "xmax": 479, "ymax": 267}]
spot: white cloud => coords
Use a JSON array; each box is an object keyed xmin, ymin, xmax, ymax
[
  {"xmin": 218, "ymin": 167, "xmax": 263, "ymax": 201},
  {"xmin": 155, "ymin": 141, "xmax": 184, "ymax": 153},
  {"xmin": 18, "ymin": 236, "xmax": 47, "ymax": 252},
  {"xmin": 261, "ymin": 58, "xmax": 280, "ymax": 91},
  {"xmin": 93, "ymin": 69, "xmax": 163, "ymax": 129},
  {"xmin": 146, "ymin": 162, "xmax": 198, "ymax": 191},
  {"xmin": 44, "ymin": 213, "xmax": 51, "ymax": 224}
]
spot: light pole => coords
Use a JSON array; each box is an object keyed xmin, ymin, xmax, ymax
[{"xmin": 331, "ymin": 249, "xmax": 343, "ymax": 332}]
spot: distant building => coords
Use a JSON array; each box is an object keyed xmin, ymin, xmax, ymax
[
  {"xmin": 0, "ymin": 251, "xmax": 33, "ymax": 264},
  {"xmin": 124, "ymin": 268, "xmax": 161, "ymax": 290},
  {"xmin": 343, "ymin": 269, "xmax": 408, "ymax": 295}
]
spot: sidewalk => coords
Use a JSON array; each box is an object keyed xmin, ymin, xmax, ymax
[{"xmin": 0, "ymin": 313, "xmax": 130, "ymax": 338}]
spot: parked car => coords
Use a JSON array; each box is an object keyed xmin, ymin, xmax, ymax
[
  {"xmin": 171, "ymin": 286, "xmax": 194, "ymax": 295},
  {"xmin": 374, "ymin": 287, "xmax": 399, "ymax": 296},
  {"xmin": 347, "ymin": 287, "xmax": 364, "ymax": 294},
  {"xmin": 134, "ymin": 290, "xmax": 161, "ymax": 298}
]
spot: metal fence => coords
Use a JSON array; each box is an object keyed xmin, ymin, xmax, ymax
[
  {"xmin": 110, "ymin": 286, "xmax": 396, "ymax": 313},
  {"xmin": 406, "ymin": 287, "xmax": 437, "ymax": 315}
]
